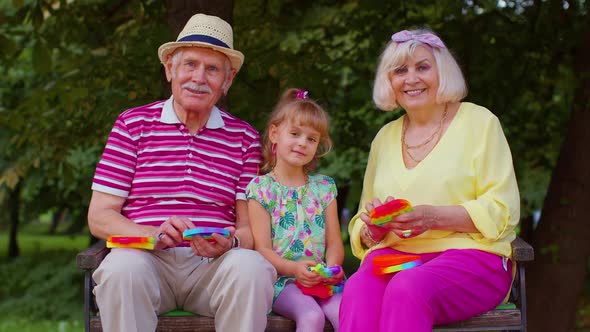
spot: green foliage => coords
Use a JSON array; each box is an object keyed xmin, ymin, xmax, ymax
[
  {"xmin": 229, "ymin": 0, "xmax": 585, "ymax": 215},
  {"xmin": 0, "ymin": 232, "xmax": 88, "ymax": 328},
  {"xmin": 0, "ymin": 251, "xmax": 84, "ymax": 321},
  {"xmin": 0, "ymin": 0, "xmax": 587, "ymax": 235},
  {"xmin": 0, "ymin": 1, "xmax": 588, "ymax": 328},
  {"xmin": 0, "ymin": 232, "xmax": 88, "ymax": 256},
  {"xmin": 0, "ymin": 0, "xmax": 169, "ymax": 228},
  {"xmin": 0, "ymin": 319, "xmax": 81, "ymax": 332}
]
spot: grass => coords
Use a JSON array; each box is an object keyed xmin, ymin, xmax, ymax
[
  {"xmin": 0, "ymin": 228, "xmax": 89, "ymax": 332},
  {"xmin": 0, "ymin": 232, "xmax": 89, "ymax": 257},
  {"xmin": 0, "ymin": 319, "xmax": 82, "ymax": 332}
]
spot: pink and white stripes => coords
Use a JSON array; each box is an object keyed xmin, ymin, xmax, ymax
[{"xmin": 92, "ymin": 98, "xmax": 261, "ymax": 228}]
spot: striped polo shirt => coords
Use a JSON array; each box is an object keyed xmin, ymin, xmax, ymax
[{"xmin": 92, "ymin": 96, "xmax": 262, "ymax": 228}]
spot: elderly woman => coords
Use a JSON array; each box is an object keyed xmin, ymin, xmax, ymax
[{"xmin": 339, "ymin": 29, "xmax": 520, "ymax": 331}]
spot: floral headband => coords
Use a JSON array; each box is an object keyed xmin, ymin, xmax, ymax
[{"xmin": 391, "ymin": 30, "xmax": 446, "ymax": 49}]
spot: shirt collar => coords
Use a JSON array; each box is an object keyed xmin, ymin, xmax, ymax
[{"xmin": 160, "ymin": 96, "xmax": 224, "ymax": 129}]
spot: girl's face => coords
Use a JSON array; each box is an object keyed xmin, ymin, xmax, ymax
[
  {"xmin": 270, "ymin": 121, "xmax": 320, "ymax": 170},
  {"xmin": 389, "ymin": 45, "xmax": 440, "ymax": 112}
]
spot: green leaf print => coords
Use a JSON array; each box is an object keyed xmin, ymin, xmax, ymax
[
  {"xmin": 286, "ymin": 200, "xmax": 296, "ymax": 212},
  {"xmin": 284, "ymin": 251, "xmax": 294, "ymax": 260},
  {"xmin": 314, "ymin": 214, "xmax": 325, "ymax": 228},
  {"xmin": 304, "ymin": 222, "xmax": 311, "ymax": 234},
  {"xmin": 290, "ymin": 239, "xmax": 304, "ymax": 253},
  {"xmin": 276, "ymin": 278, "xmax": 287, "ymax": 288},
  {"xmin": 268, "ymin": 200, "xmax": 277, "ymax": 211},
  {"xmin": 279, "ymin": 212, "xmax": 295, "ymax": 229}
]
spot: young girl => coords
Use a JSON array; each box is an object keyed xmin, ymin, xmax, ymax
[{"xmin": 246, "ymin": 88, "xmax": 345, "ymax": 331}]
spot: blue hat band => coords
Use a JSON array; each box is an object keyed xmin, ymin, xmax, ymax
[{"xmin": 177, "ymin": 34, "xmax": 230, "ymax": 49}]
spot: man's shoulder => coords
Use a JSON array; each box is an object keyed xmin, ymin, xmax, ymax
[
  {"xmin": 217, "ymin": 108, "xmax": 259, "ymax": 134},
  {"xmin": 118, "ymin": 100, "xmax": 166, "ymax": 121}
]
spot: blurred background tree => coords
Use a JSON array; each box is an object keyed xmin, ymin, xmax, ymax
[{"xmin": 0, "ymin": 0, "xmax": 588, "ymax": 330}]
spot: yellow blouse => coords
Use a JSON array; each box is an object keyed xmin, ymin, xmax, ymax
[{"xmin": 349, "ymin": 102, "xmax": 520, "ymax": 261}]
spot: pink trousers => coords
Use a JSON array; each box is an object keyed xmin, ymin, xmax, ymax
[{"xmin": 339, "ymin": 248, "xmax": 512, "ymax": 332}]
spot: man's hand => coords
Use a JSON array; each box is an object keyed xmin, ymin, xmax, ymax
[
  {"xmin": 154, "ymin": 216, "xmax": 193, "ymax": 250},
  {"xmin": 189, "ymin": 226, "xmax": 236, "ymax": 258}
]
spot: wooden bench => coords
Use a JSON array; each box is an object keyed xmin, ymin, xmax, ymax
[{"xmin": 76, "ymin": 237, "xmax": 533, "ymax": 331}]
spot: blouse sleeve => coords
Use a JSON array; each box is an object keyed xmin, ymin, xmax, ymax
[
  {"xmin": 460, "ymin": 116, "xmax": 520, "ymax": 242},
  {"xmin": 245, "ymin": 176, "xmax": 270, "ymax": 210},
  {"xmin": 319, "ymin": 175, "xmax": 338, "ymax": 209}
]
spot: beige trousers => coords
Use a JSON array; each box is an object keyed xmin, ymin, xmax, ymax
[{"xmin": 93, "ymin": 247, "xmax": 276, "ymax": 332}]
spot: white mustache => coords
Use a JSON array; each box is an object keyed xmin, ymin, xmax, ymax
[{"xmin": 181, "ymin": 83, "xmax": 212, "ymax": 93}]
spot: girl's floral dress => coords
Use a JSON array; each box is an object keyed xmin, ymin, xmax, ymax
[{"xmin": 246, "ymin": 173, "xmax": 337, "ymax": 300}]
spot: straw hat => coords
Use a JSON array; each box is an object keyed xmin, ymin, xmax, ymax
[{"xmin": 158, "ymin": 13, "xmax": 244, "ymax": 72}]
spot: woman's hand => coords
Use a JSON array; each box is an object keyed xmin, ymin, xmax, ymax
[
  {"xmin": 359, "ymin": 197, "xmax": 395, "ymax": 245},
  {"xmin": 293, "ymin": 261, "xmax": 322, "ymax": 287},
  {"xmin": 385, "ymin": 205, "xmax": 439, "ymax": 238}
]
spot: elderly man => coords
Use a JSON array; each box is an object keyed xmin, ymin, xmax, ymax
[{"xmin": 87, "ymin": 14, "xmax": 276, "ymax": 332}]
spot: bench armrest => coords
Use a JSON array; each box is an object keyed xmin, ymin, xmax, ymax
[
  {"xmin": 511, "ymin": 236, "xmax": 534, "ymax": 262},
  {"xmin": 76, "ymin": 240, "xmax": 110, "ymax": 270}
]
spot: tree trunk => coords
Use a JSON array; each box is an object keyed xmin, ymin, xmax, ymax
[
  {"xmin": 163, "ymin": 0, "xmax": 234, "ymax": 110},
  {"xmin": 527, "ymin": 16, "xmax": 590, "ymax": 331},
  {"xmin": 7, "ymin": 182, "xmax": 21, "ymax": 258},
  {"xmin": 164, "ymin": 0, "xmax": 234, "ymax": 35},
  {"xmin": 48, "ymin": 208, "xmax": 65, "ymax": 234}
]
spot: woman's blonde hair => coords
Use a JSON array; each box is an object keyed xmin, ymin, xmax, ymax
[
  {"xmin": 261, "ymin": 88, "xmax": 333, "ymax": 173},
  {"xmin": 373, "ymin": 29, "xmax": 468, "ymax": 111}
]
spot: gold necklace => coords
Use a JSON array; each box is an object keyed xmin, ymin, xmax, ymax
[
  {"xmin": 404, "ymin": 144, "xmax": 427, "ymax": 163},
  {"xmin": 402, "ymin": 104, "xmax": 448, "ymax": 163}
]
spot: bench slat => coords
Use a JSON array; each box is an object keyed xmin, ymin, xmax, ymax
[
  {"xmin": 76, "ymin": 240, "xmax": 110, "ymax": 270},
  {"xmin": 89, "ymin": 316, "xmax": 335, "ymax": 332},
  {"xmin": 434, "ymin": 309, "xmax": 521, "ymax": 330},
  {"xmin": 89, "ymin": 309, "xmax": 519, "ymax": 332}
]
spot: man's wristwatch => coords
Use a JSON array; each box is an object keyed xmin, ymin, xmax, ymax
[{"xmin": 232, "ymin": 235, "xmax": 240, "ymax": 249}]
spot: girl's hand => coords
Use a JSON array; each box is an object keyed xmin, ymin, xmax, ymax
[
  {"xmin": 293, "ymin": 261, "xmax": 322, "ymax": 287},
  {"xmin": 323, "ymin": 267, "xmax": 345, "ymax": 285}
]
